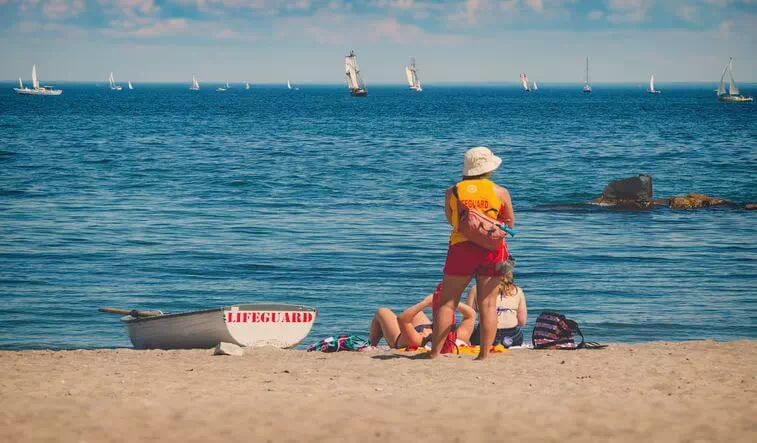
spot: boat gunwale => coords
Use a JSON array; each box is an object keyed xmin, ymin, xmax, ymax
[{"xmin": 120, "ymin": 303, "xmax": 317, "ymax": 324}]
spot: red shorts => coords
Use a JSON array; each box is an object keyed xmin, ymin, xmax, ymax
[{"xmin": 443, "ymin": 241, "xmax": 509, "ymax": 277}]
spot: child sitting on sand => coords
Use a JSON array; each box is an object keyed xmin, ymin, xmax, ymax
[
  {"xmin": 466, "ymin": 266, "xmax": 527, "ymax": 348},
  {"xmin": 369, "ymin": 284, "xmax": 476, "ymax": 349}
]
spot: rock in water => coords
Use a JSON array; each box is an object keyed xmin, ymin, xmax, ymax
[
  {"xmin": 594, "ymin": 174, "xmax": 653, "ymax": 209},
  {"xmin": 214, "ymin": 342, "xmax": 244, "ymax": 356},
  {"xmin": 668, "ymin": 194, "xmax": 732, "ymax": 210}
]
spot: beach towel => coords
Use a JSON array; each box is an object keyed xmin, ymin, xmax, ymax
[
  {"xmin": 307, "ymin": 335, "xmax": 371, "ymax": 352},
  {"xmin": 398, "ymin": 344, "xmax": 508, "ymax": 355}
]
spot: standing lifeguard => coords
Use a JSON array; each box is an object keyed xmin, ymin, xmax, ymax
[{"xmin": 429, "ymin": 147, "xmax": 515, "ymax": 360}]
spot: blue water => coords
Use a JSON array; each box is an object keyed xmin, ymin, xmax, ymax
[{"xmin": 1, "ymin": 83, "xmax": 755, "ymax": 349}]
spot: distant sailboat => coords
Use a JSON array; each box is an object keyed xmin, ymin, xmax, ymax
[
  {"xmin": 14, "ymin": 65, "xmax": 62, "ymax": 96},
  {"xmin": 405, "ymin": 57, "xmax": 422, "ymax": 92},
  {"xmin": 533, "ymin": 80, "xmax": 538, "ymax": 91},
  {"xmin": 345, "ymin": 50, "xmax": 367, "ymax": 96},
  {"xmin": 245, "ymin": 81, "xmax": 250, "ymax": 90},
  {"xmin": 647, "ymin": 75, "xmax": 660, "ymax": 94},
  {"xmin": 287, "ymin": 80, "xmax": 292, "ymax": 90},
  {"xmin": 583, "ymin": 57, "xmax": 592, "ymax": 93},
  {"xmin": 190, "ymin": 74, "xmax": 200, "ymax": 91},
  {"xmin": 108, "ymin": 72, "xmax": 122, "ymax": 91},
  {"xmin": 128, "ymin": 81, "xmax": 134, "ymax": 90},
  {"xmin": 717, "ymin": 57, "xmax": 752, "ymax": 102},
  {"xmin": 217, "ymin": 81, "xmax": 229, "ymax": 92},
  {"xmin": 520, "ymin": 73, "xmax": 531, "ymax": 92}
]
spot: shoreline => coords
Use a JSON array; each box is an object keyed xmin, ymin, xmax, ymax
[{"xmin": 2, "ymin": 340, "xmax": 755, "ymax": 442}]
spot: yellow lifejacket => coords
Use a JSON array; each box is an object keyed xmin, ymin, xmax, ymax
[{"xmin": 448, "ymin": 179, "xmax": 502, "ymax": 246}]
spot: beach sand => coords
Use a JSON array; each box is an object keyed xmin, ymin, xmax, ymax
[{"xmin": 1, "ymin": 340, "xmax": 754, "ymax": 442}]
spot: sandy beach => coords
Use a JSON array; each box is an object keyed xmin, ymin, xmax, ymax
[{"xmin": 1, "ymin": 340, "xmax": 754, "ymax": 443}]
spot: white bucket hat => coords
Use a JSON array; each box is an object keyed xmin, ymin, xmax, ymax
[{"xmin": 463, "ymin": 146, "xmax": 502, "ymax": 176}]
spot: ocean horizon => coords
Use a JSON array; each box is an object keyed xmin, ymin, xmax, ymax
[{"xmin": 1, "ymin": 84, "xmax": 755, "ymax": 350}]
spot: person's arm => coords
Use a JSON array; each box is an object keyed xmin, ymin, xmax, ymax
[
  {"xmin": 464, "ymin": 284, "xmax": 478, "ymax": 310},
  {"xmin": 516, "ymin": 289, "xmax": 527, "ymax": 327},
  {"xmin": 496, "ymin": 186, "xmax": 515, "ymax": 229},
  {"xmin": 455, "ymin": 301, "xmax": 477, "ymax": 343},
  {"xmin": 444, "ymin": 187, "xmax": 456, "ymax": 227},
  {"xmin": 396, "ymin": 294, "xmax": 433, "ymax": 347}
]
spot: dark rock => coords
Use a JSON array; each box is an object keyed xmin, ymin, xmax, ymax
[
  {"xmin": 594, "ymin": 174, "xmax": 654, "ymax": 209},
  {"xmin": 668, "ymin": 194, "xmax": 732, "ymax": 210},
  {"xmin": 745, "ymin": 203, "xmax": 757, "ymax": 210}
]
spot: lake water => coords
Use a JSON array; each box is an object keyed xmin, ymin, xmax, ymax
[{"xmin": 1, "ymin": 83, "xmax": 755, "ymax": 349}]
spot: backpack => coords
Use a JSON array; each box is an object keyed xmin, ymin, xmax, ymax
[
  {"xmin": 451, "ymin": 185, "xmax": 507, "ymax": 251},
  {"xmin": 532, "ymin": 312, "xmax": 605, "ymax": 350}
]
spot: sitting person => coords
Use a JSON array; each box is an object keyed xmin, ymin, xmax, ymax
[
  {"xmin": 466, "ymin": 267, "xmax": 527, "ymax": 348},
  {"xmin": 369, "ymin": 284, "xmax": 476, "ymax": 350}
]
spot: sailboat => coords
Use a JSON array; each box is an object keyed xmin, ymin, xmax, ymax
[
  {"xmin": 217, "ymin": 81, "xmax": 229, "ymax": 92},
  {"xmin": 287, "ymin": 80, "xmax": 292, "ymax": 90},
  {"xmin": 582, "ymin": 57, "xmax": 592, "ymax": 93},
  {"xmin": 14, "ymin": 65, "xmax": 63, "ymax": 96},
  {"xmin": 520, "ymin": 73, "xmax": 531, "ymax": 92},
  {"xmin": 345, "ymin": 50, "xmax": 367, "ymax": 96},
  {"xmin": 533, "ymin": 80, "xmax": 538, "ymax": 91},
  {"xmin": 717, "ymin": 57, "xmax": 752, "ymax": 102},
  {"xmin": 647, "ymin": 75, "xmax": 660, "ymax": 94},
  {"xmin": 405, "ymin": 57, "xmax": 422, "ymax": 92},
  {"xmin": 128, "ymin": 81, "xmax": 134, "ymax": 90},
  {"xmin": 108, "ymin": 72, "xmax": 122, "ymax": 91},
  {"xmin": 190, "ymin": 74, "xmax": 200, "ymax": 91},
  {"xmin": 245, "ymin": 81, "xmax": 250, "ymax": 90}
]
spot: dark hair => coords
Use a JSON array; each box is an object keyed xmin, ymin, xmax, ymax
[{"xmin": 462, "ymin": 172, "xmax": 492, "ymax": 180}]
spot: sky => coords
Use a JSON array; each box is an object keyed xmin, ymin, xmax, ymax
[{"xmin": 1, "ymin": 0, "xmax": 755, "ymax": 84}]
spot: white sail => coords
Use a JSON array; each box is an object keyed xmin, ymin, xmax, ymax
[
  {"xmin": 728, "ymin": 58, "xmax": 740, "ymax": 96},
  {"xmin": 649, "ymin": 75, "xmax": 655, "ymax": 92},
  {"xmin": 287, "ymin": 80, "xmax": 292, "ymax": 90},
  {"xmin": 717, "ymin": 63, "xmax": 728, "ymax": 96},
  {"xmin": 345, "ymin": 51, "xmax": 364, "ymax": 90},
  {"xmin": 18, "ymin": 77, "xmax": 23, "ymax": 89},
  {"xmin": 191, "ymin": 74, "xmax": 200, "ymax": 90},
  {"xmin": 583, "ymin": 56, "xmax": 592, "ymax": 93},
  {"xmin": 32, "ymin": 65, "xmax": 39, "ymax": 90},
  {"xmin": 245, "ymin": 81, "xmax": 250, "ymax": 90},
  {"xmin": 128, "ymin": 81, "xmax": 133, "ymax": 90},
  {"xmin": 533, "ymin": 81, "xmax": 538, "ymax": 91},
  {"xmin": 405, "ymin": 67, "xmax": 414, "ymax": 87},
  {"xmin": 520, "ymin": 73, "xmax": 530, "ymax": 91},
  {"xmin": 108, "ymin": 72, "xmax": 114, "ymax": 88},
  {"xmin": 225, "ymin": 81, "xmax": 230, "ymax": 89}
]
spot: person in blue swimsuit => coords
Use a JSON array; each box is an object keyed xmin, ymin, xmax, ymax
[{"xmin": 369, "ymin": 284, "xmax": 476, "ymax": 349}]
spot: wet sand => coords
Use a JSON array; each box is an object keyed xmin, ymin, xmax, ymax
[{"xmin": 1, "ymin": 340, "xmax": 755, "ymax": 442}]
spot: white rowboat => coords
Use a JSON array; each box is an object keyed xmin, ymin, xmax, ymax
[{"xmin": 101, "ymin": 303, "xmax": 317, "ymax": 350}]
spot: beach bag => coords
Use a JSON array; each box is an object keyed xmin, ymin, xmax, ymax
[
  {"xmin": 532, "ymin": 311, "xmax": 605, "ymax": 350},
  {"xmin": 451, "ymin": 185, "xmax": 506, "ymax": 251},
  {"xmin": 307, "ymin": 335, "xmax": 370, "ymax": 352}
]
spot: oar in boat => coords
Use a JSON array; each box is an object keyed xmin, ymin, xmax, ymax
[{"xmin": 98, "ymin": 307, "xmax": 164, "ymax": 318}]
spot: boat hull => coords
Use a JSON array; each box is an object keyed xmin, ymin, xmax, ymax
[
  {"xmin": 121, "ymin": 303, "xmax": 317, "ymax": 350},
  {"xmin": 719, "ymin": 95, "xmax": 753, "ymax": 102},
  {"xmin": 14, "ymin": 88, "xmax": 63, "ymax": 96},
  {"xmin": 351, "ymin": 88, "xmax": 367, "ymax": 97}
]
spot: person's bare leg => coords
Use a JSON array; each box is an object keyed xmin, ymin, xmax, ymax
[
  {"xmin": 369, "ymin": 308, "xmax": 401, "ymax": 347},
  {"xmin": 474, "ymin": 275, "xmax": 500, "ymax": 360},
  {"xmin": 428, "ymin": 275, "xmax": 471, "ymax": 358}
]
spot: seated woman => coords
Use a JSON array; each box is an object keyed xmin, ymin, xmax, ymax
[
  {"xmin": 369, "ymin": 284, "xmax": 476, "ymax": 350},
  {"xmin": 466, "ymin": 268, "xmax": 527, "ymax": 348}
]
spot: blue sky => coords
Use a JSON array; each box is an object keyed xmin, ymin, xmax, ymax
[{"xmin": 1, "ymin": 0, "xmax": 755, "ymax": 83}]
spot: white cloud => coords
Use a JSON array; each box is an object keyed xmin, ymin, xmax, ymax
[
  {"xmin": 524, "ymin": 0, "xmax": 543, "ymax": 13},
  {"xmin": 676, "ymin": 5, "xmax": 698, "ymax": 22},
  {"xmin": 41, "ymin": 0, "xmax": 85, "ymax": 20},
  {"xmin": 588, "ymin": 9, "xmax": 603, "ymax": 20}
]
